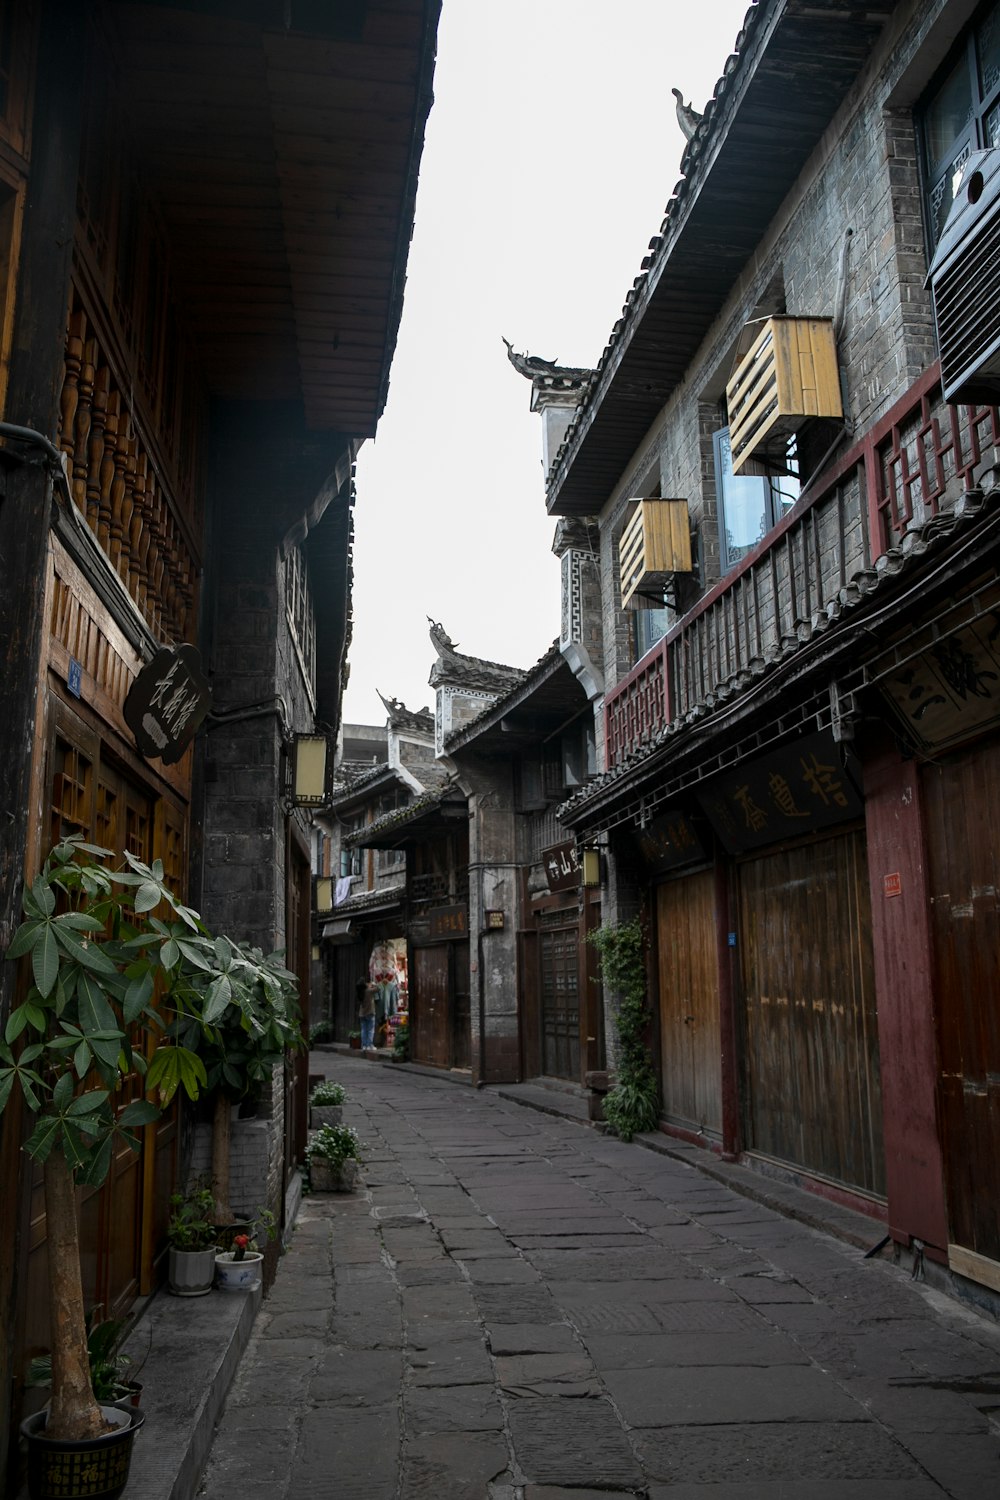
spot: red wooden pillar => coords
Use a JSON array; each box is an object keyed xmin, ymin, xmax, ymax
[{"xmin": 863, "ymin": 738, "xmax": 948, "ymax": 1256}]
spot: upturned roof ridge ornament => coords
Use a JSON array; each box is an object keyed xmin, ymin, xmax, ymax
[
  {"xmin": 502, "ymin": 337, "xmax": 592, "ymax": 386},
  {"xmin": 671, "ymin": 87, "xmax": 703, "ymax": 142}
]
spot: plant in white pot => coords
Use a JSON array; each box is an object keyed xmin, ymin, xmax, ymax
[
  {"xmin": 0, "ymin": 837, "xmax": 212, "ymax": 1494},
  {"xmin": 166, "ymin": 1181, "xmax": 218, "ymax": 1296},
  {"xmin": 306, "ymin": 1121, "xmax": 362, "ymax": 1193},
  {"xmin": 214, "ymin": 1208, "xmax": 277, "ymax": 1291},
  {"xmin": 308, "ymin": 1079, "xmax": 345, "ymax": 1129}
]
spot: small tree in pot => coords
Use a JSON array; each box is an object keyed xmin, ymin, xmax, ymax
[
  {"xmin": 0, "ymin": 838, "xmax": 210, "ymax": 1446},
  {"xmin": 169, "ymin": 942, "xmax": 301, "ymax": 1224}
]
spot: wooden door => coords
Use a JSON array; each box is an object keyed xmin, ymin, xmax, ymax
[
  {"xmin": 412, "ymin": 946, "xmax": 451, "ymax": 1067},
  {"xmin": 924, "ymin": 740, "xmax": 1000, "ymax": 1282},
  {"xmin": 656, "ymin": 870, "xmax": 722, "ymax": 1136},
  {"xmin": 738, "ymin": 828, "xmax": 884, "ymax": 1195},
  {"xmin": 539, "ymin": 926, "xmax": 580, "ymax": 1081}
]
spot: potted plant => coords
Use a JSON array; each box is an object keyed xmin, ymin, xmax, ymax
[
  {"xmin": 308, "ymin": 1079, "xmax": 345, "ymax": 1128},
  {"xmin": 28, "ymin": 1313, "xmax": 142, "ymax": 1411},
  {"xmin": 391, "ymin": 1020, "xmax": 409, "ymax": 1063},
  {"xmin": 0, "ymin": 837, "xmax": 212, "ymax": 1492},
  {"xmin": 214, "ymin": 1207, "xmax": 278, "ymax": 1291},
  {"xmin": 169, "ymin": 942, "xmax": 301, "ymax": 1227},
  {"xmin": 166, "ymin": 1181, "xmax": 218, "ymax": 1296},
  {"xmin": 306, "ymin": 1121, "xmax": 362, "ymax": 1193},
  {"xmin": 348, "ymin": 1029, "xmax": 361, "ymax": 1050}
]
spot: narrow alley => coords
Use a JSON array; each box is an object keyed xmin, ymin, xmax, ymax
[{"xmin": 198, "ymin": 1059, "xmax": 1000, "ymax": 1499}]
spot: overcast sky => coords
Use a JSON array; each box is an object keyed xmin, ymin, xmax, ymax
[{"xmin": 342, "ymin": 0, "xmax": 753, "ymax": 728}]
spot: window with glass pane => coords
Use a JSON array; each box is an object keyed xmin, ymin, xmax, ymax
[
  {"xmin": 920, "ymin": 1, "xmax": 1000, "ymax": 249},
  {"xmin": 713, "ymin": 428, "xmax": 799, "ymax": 575}
]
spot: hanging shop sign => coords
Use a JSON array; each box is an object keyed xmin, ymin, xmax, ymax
[
  {"xmin": 124, "ymin": 644, "xmax": 211, "ymax": 766},
  {"xmin": 542, "ymin": 840, "xmax": 580, "ymax": 892},
  {"xmin": 429, "ymin": 905, "xmax": 467, "ymax": 939},
  {"xmin": 880, "ymin": 589, "xmax": 1000, "ymax": 752},
  {"xmin": 696, "ymin": 728, "xmax": 862, "ymax": 854},
  {"xmin": 636, "ymin": 808, "xmax": 706, "ymax": 874}
]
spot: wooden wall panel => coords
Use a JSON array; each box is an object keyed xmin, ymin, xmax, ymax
[{"xmin": 924, "ymin": 739, "xmax": 1000, "ymax": 1272}]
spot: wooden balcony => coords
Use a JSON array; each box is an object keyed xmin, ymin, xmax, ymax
[{"xmin": 603, "ymin": 364, "xmax": 1000, "ymax": 768}]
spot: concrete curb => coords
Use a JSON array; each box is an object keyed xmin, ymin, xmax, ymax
[{"xmin": 121, "ymin": 1278, "xmax": 261, "ymax": 1500}]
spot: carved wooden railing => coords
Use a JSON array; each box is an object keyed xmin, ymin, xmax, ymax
[
  {"xmin": 603, "ymin": 365, "xmax": 1000, "ymax": 768},
  {"xmin": 57, "ymin": 294, "xmax": 199, "ymax": 644}
]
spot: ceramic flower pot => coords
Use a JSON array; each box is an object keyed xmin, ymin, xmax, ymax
[
  {"xmin": 310, "ymin": 1157, "xmax": 360, "ymax": 1193},
  {"xmin": 21, "ymin": 1404, "xmax": 145, "ymax": 1500},
  {"xmin": 309, "ymin": 1103, "xmax": 343, "ymax": 1130},
  {"xmin": 214, "ymin": 1249, "xmax": 264, "ymax": 1291},
  {"xmin": 168, "ymin": 1245, "xmax": 217, "ymax": 1297}
]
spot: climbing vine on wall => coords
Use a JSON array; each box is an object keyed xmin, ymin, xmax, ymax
[{"xmin": 589, "ymin": 918, "xmax": 659, "ymax": 1141}]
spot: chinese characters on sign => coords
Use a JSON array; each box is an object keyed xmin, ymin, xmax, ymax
[
  {"xmin": 429, "ymin": 906, "xmax": 468, "ymax": 939},
  {"xmin": 697, "ymin": 730, "xmax": 862, "ymax": 853},
  {"xmin": 881, "ymin": 596, "xmax": 1000, "ymax": 751},
  {"xmin": 484, "ymin": 909, "xmax": 505, "ymax": 931},
  {"xmin": 636, "ymin": 809, "xmax": 705, "ymax": 874},
  {"xmin": 542, "ymin": 841, "xmax": 580, "ymax": 893},
  {"xmin": 124, "ymin": 644, "xmax": 211, "ymax": 766}
]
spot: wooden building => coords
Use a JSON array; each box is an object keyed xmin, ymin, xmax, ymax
[
  {"xmin": 547, "ymin": 0, "xmax": 1000, "ymax": 1308},
  {"xmin": 0, "ymin": 0, "xmax": 438, "ymax": 1473}
]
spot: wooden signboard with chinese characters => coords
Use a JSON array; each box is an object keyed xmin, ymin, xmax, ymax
[
  {"xmin": 542, "ymin": 840, "xmax": 580, "ymax": 892},
  {"xmin": 637, "ymin": 808, "xmax": 706, "ymax": 873},
  {"xmin": 124, "ymin": 644, "xmax": 211, "ymax": 765},
  {"xmin": 428, "ymin": 905, "xmax": 467, "ymax": 940},
  {"xmin": 880, "ymin": 586, "xmax": 1000, "ymax": 752},
  {"xmin": 697, "ymin": 729, "xmax": 862, "ymax": 854}
]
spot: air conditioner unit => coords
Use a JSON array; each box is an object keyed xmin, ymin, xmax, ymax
[
  {"xmin": 726, "ymin": 316, "xmax": 842, "ymax": 474},
  {"xmin": 927, "ymin": 149, "xmax": 1000, "ymax": 406},
  {"xmin": 619, "ymin": 498, "xmax": 692, "ymax": 609}
]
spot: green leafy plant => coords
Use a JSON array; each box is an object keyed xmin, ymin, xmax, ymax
[
  {"xmin": 308, "ymin": 1019, "xmax": 332, "ymax": 1045},
  {"xmin": 305, "ymin": 1121, "xmax": 361, "ymax": 1168},
  {"xmin": 589, "ymin": 919, "xmax": 659, "ymax": 1141},
  {"xmin": 309, "ymin": 1080, "xmax": 345, "ymax": 1107},
  {"xmin": 1, "ymin": 835, "xmax": 300, "ymax": 1442},
  {"xmin": 0, "ymin": 836, "xmax": 215, "ymax": 1441},
  {"xmin": 28, "ymin": 1313, "xmax": 136, "ymax": 1405},
  {"xmin": 169, "ymin": 940, "xmax": 301, "ymax": 1223},
  {"xmin": 166, "ymin": 1181, "xmax": 217, "ymax": 1252},
  {"xmin": 392, "ymin": 1021, "xmax": 409, "ymax": 1062}
]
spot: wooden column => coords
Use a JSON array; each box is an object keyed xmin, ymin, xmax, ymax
[{"xmin": 0, "ymin": 3, "xmax": 86, "ymax": 1487}]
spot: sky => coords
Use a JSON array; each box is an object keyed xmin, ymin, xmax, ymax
[{"xmin": 342, "ymin": 0, "xmax": 753, "ymax": 727}]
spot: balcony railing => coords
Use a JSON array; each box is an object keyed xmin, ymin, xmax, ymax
[{"xmin": 603, "ymin": 364, "xmax": 1000, "ymax": 768}]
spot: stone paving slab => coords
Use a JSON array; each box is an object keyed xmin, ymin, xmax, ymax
[
  {"xmin": 400, "ymin": 1431, "xmax": 511, "ymax": 1498},
  {"xmin": 582, "ymin": 1330, "xmax": 808, "ymax": 1368},
  {"xmin": 634, "ymin": 1418, "xmax": 921, "ymax": 1482},
  {"xmin": 604, "ymin": 1363, "xmax": 867, "ymax": 1426},
  {"xmin": 404, "ymin": 1382, "xmax": 505, "ymax": 1434},
  {"xmin": 196, "ymin": 1058, "xmax": 1000, "ymax": 1498}
]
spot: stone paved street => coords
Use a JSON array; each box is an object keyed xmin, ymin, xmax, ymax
[{"xmin": 197, "ymin": 1059, "xmax": 1000, "ymax": 1499}]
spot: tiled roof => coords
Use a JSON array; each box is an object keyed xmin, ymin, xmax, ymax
[
  {"xmin": 443, "ymin": 640, "xmax": 563, "ymax": 748},
  {"xmin": 343, "ymin": 779, "xmax": 465, "ymax": 846}
]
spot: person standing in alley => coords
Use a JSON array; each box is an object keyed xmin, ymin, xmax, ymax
[{"xmin": 358, "ymin": 979, "xmax": 377, "ymax": 1053}]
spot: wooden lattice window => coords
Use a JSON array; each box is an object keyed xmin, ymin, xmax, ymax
[
  {"xmin": 51, "ymin": 739, "xmax": 95, "ymax": 847},
  {"xmin": 282, "ymin": 545, "xmax": 317, "ymax": 699}
]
